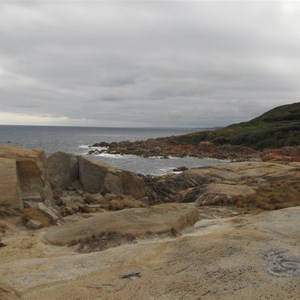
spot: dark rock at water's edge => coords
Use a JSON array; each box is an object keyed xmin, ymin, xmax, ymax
[
  {"xmin": 172, "ymin": 166, "xmax": 189, "ymax": 172},
  {"xmin": 92, "ymin": 138, "xmax": 257, "ymax": 160}
]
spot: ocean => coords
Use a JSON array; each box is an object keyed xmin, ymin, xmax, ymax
[{"xmin": 0, "ymin": 125, "xmax": 227, "ymax": 175}]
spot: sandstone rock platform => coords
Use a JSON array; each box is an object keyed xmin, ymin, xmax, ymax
[
  {"xmin": 1, "ymin": 145, "xmax": 300, "ymax": 299},
  {"xmin": 1, "ymin": 206, "xmax": 299, "ymax": 300}
]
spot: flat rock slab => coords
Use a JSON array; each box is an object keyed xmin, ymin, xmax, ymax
[
  {"xmin": 253, "ymin": 206, "xmax": 300, "ymax": 239},
  {"xmin": 187, "ymin": 161, "xmax": 298, "ymax": 182},
  {"xmin": 1, "ymin": 207, "xmax": 300, "ymax": 299},
  {"xmin": 43, "ymin": 203, "xmax": 199, "ymax": 249}
]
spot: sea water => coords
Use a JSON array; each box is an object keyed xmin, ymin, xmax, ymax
[{"xmin": 0, "ymin": 125, "xmax": 226, "ymax": 175}]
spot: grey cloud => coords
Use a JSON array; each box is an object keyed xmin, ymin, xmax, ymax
[{"xmin": 0, "ymin": 1, "xmax": 300, "ymax": 127}]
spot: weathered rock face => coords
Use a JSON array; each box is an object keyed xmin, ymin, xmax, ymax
[
  {"xmin": 47, "ymin": 152, "xmax": 79, "ymax": 189},
  {"xmin": 78, "ymin": 156, "xmax": 108, "ymax": 192},
  {"xmin": 195, "ymin": 183, "xmax": 256, "ymax": 206},
  {"xmin": 146, "ymin": 161, "xmax": 300, "ymax": 208},
  {"xmin": 122, "ymin": 170, "xmax": 146, "ymax": 199},
  {"xmin": 0, "ymin": 158, "xmax": 22, "ymax": 209},
  {"xmin": 102, "ymin": 167, "xmax": 123, "ymax": 195},
  {"xmin": 261, "ymin": 146, "xmax": 300, "ymax": 162},
  {"xmin": 17, "ymin": 160, "xmax": 45, "ymax": 202},
  {"xmin": 0, "ymin": 144, "xmax": 52, "ymax": 209},
  {"xmin": 78, "ymin": 156, "xmax": 146, "ymax": 198}
]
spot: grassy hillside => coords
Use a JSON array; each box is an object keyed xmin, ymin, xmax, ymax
[{"xmin": 176, "ymin": 102, "xmax": 300, "ymax": 150}]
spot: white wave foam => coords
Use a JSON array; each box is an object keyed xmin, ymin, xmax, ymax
[
  {"xmin": 79, "ymin": 145, "xmax": 108, "ymax": 151},
  {"xmin": 158, "ymin": 167, "xmax": 174, "ymax": 173},
  {"xmin": 95, "ymin": 153, "xmax": 125, "ymax": 159},
  {"xmin": 78, "ymin": 144, "xmax": 90, "ymax": 149},
  {"xmin": 91, "ymin": 146, "xmax": 108, "ymax": 151},
  {"xmin": 147, "ymin": 155, "xmax": 172, "ymax": 159}
]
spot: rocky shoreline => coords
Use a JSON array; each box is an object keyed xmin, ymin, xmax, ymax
[
  {"xmin": 0, "ymin": 143, "xmax": 299, "ymax": 299},
  {"xmin": 90, "ymin": 138, "xmax": 259, "ymax": 160},
  {"xmin": 90, "ymin": 137, "xmax": 300, "ymax": 163}
]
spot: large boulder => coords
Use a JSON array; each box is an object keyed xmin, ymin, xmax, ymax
[
  {"xmin": 0, "ymin": 144, "xmax": 52, "ymax": 208},
  {"xmin": 47, "ymin": 152, "xmax": 79, "ymax": 189},
  {"xmin": 78, "ymin": 156, "xmax": 146, "ymax": 198}
]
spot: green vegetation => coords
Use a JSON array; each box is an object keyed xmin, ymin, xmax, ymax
[{"xmin": 176, "ymin": 102, "xmax": 300, "ymax": 150}]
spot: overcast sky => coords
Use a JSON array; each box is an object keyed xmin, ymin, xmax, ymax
[{"xmin": 0, "ymin": 0, "xmax": 299, "ymax": 127}]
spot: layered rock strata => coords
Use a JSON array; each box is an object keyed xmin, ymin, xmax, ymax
[{"xmin": 145, "ymin": 161, "xmax": 300, "ymax": 209}]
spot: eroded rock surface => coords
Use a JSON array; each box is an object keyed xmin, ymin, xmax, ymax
[
  {"xmin": 0, "ymin": 158, "xmax": 22, "ymax": 209},
  {"xmin": 43, "ymin": 203, "xmax": 199, "ymax": 251},
  {"xmin": 1, "ymin": 206, "xmax": 299, "ymax": 300},
  {"xmin": 47, "ymin": 152, "xmax": 79, "ymax": 189},
  {"xmin": 146, "ymin": 161, "xmax": 300, "ymax": 209},
  {"xmin": 78, "ymin": 156, "xmax": 146, "ymax": 198}
]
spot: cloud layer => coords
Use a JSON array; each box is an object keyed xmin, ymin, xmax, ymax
[{"xmin": 0, "ymin": 1, "xmax": 299, "ymax": 127}]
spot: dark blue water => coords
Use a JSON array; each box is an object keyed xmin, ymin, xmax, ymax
[{"xmin": 0, "ymin": 125, "xmax": 227, "ymax": 175}]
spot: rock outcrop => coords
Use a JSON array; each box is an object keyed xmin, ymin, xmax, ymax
[
  {"xmin": 0, "ymin": 158, "xmax": 22, "ymax": 209},
  {"xmin": 43, "ymin": 203, "xmax": 199, "ymax": 252},
  {"xmin": 261, "ymin": 146, "xmax": 300, "ymax": 162},
  {"xmin": 146, "ymin": 161, "xmax": 300, "ymax": 209},
  {"xmin": 47, "ymin": 153, "xmax": 147, "ymax": 200},
  {"xmin": 78, "ymin": 156, "xmax": 146, "ymax": 198},
  {"xmin": 92, "ymin": 138, "xmax": 257, "ymax": 160},
  {"xmin": 0, "ymin": 144, "xmax": 52, "ymax": 209}
]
